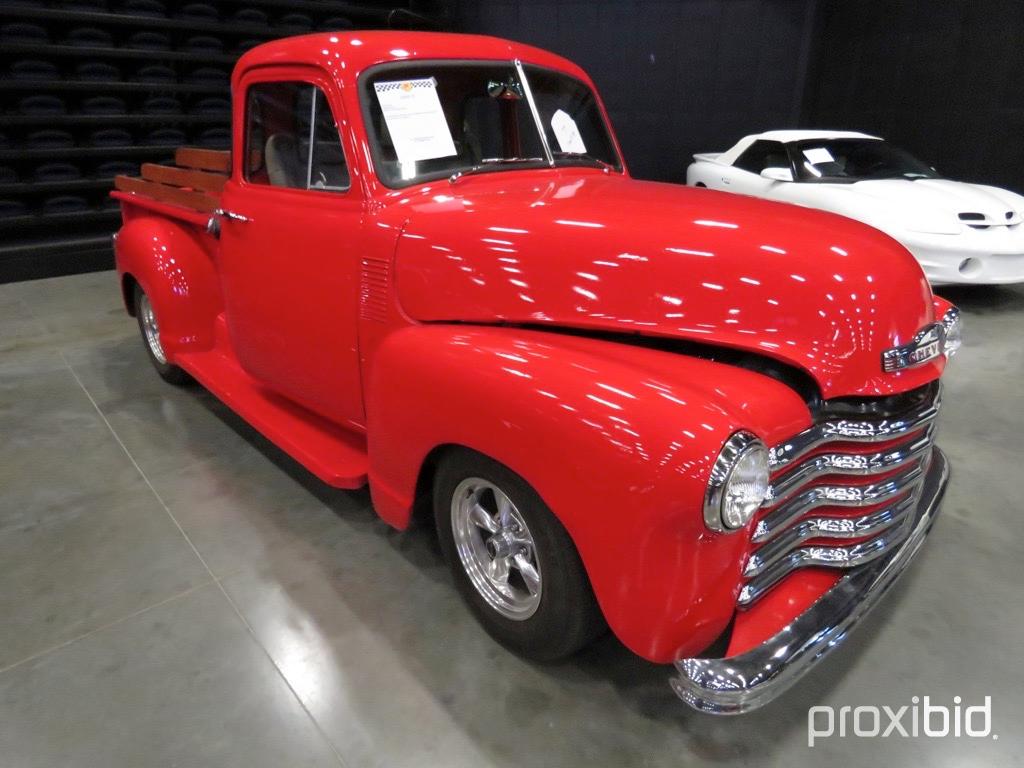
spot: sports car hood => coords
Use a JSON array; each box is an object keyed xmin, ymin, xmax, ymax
[
  {"xmin": 390, "ymin": 172, "xmax": 943, "ymax": 398},
  {"xmin": 819, "ymin": 178, "xmax": 1024, "ymax": 234}
]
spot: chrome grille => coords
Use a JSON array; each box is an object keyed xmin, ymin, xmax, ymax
[{"xmin": 738, "ymin": 387, "xmax": 941, "ymax": 607}]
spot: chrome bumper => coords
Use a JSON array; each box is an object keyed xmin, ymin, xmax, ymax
[{"xmin": 671, "ymin": 448, "xmax": 949, "ymax": 715}]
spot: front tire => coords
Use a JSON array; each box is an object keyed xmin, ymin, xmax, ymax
[
  {"xmin": 134, "ymin": 284, "xmax": 189, "ymax": 385},
  {"xmin": 434, "ymin": 448, "xmax": 604, "ymax": 660}
]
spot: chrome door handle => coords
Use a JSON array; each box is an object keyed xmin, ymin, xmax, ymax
[{"xmin": 213, "ymin": 208, "xmax": 252, "ymax": 223}]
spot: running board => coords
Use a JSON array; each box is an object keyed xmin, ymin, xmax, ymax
[{"xmin": 175, "ymin": 332, "xmax": 368, "ymax": 489}]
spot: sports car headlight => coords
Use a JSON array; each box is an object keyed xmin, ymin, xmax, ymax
[
  {"xmin": 703, "ymin": 432, "xmax": 770, "ymax": 533},
  {"xmin": 942, "ymin": 307, "xmax": 962, "ymax": 358}
]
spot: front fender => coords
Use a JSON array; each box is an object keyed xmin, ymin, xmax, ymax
[
  {"xmin": 114, "ymin": 213, "xmax": 222, "ymax": 362},
  {"xmin": 366, "ymin": 325, "xmax": 812, "ymax": 662}
]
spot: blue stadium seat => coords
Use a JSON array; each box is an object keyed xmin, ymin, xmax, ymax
[
  {"xmin": 320, "ymin": 16, "xmax": 355, "ymax": 31},
  {"xmin": 18, "ymin": 95, "xmax": 67, "ymax": 115},
  {"xmin": 146, "ymin": 127, "xmax": 186, "ymax": 146},
  {"xmin": 128, "ymin": 31, "xmax": 171, "ymax": 50},
  {"xmin": 277, "ymin": 13, "xmax": 314, "ymax": 32},
  {"xmin": 96, "ymin": 161, "xmax": 138, "ymax": 178},
  {"xmin": 183, "ymin": 35, "xmax": 223, "ymax": 53},
  {"xmin": 186, "ymin": 67, "xmax": 228, "ymax": 84},
  {"xmin": 26, "ymin": 130, "xmax": 75, "ymax": 149},
  {"xmin": 178, "ymin": 2, "xmax": 217, "ymax": 20},
  {"xmin": 141, "ymin": 96, "xmax": 181, "ymax": 115},
  {"xmin": 120, "ymin": 0, "xmax": 166, "ymax": 17},
  {"xmin": 66, "ymin": 27, "xmax": 114, "ymax": 48},
  {"xmin": 89, "ymin": 128, "xmax": 133, "ymax": 147},
  {"xmin": 197, "ymin": 127, "xmax": 230, "ymax": 148},
  {"xmin": 8, "ymin": 60, "xmax": 59, "ymax": 80},
  {"xmin": 132, "ymin": 65, "xmax": 176, "ymax": 83},
  {"xmin": 232, "ymin": 8, "xmax": 267, "ymax": 24},
  {"xmin": 1, "ymin": 23, "xmax": 48, "ymax": 43},
  {"xmin": 75, "ymin": 62, "xmax": 122, "ymax": 81},
  {"xmin": 82, "ymin": 96, "xmax": 127, "ymax": 115},
  {"xmin": 42, "ymin": 195, "xmax": 90, "ymax": 214},
  {"xmin": 190, "ymin": 97, "xmax": 230, "ymax": 115},
  {"xmin": 0, "ymin": 200, "xmax": 29, "ymax": 218},
  {"xmin": 34, "ymin": 163, "xmax": 82, "ymax": 182}
]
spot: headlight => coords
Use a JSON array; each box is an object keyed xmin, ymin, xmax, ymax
[
  {"xmin": 704, "ymin": 432, "xmax": 770, "ymax": 533},
  {"xmin": 942, "ymin": 307, "xmax": 962, "ymax": 358}
]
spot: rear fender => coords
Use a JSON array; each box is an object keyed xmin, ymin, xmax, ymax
[
  {"xmin": 114, "ymin": 213, "xmax": 222, "ymax": 361},
  {"xmin": 366, "ymin": 324, "xmax": 811, "ymax": 661}
]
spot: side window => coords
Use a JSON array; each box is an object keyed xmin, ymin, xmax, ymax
[
  {"xmin": 734, "ymin": 140, "xmax": 790, "ymax": 175},
  {"xmin": 245, "ymin": 81, "xmax": 350, "ymax": 192}
]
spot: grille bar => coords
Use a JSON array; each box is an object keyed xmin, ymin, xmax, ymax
[
  {"xmin": 768, "ymin": 393, "xmax": 940, "ymax": 471},
  {"xmin": 753, "ymin": 462, "xmax": 924, "ymax": 543},
  {"xmin": 768, "ymin": 426, "xmax": 934, "ymax": 502},
  {"xmin": 744, "ymin": 494, "xmax": 917, "ymax": 579},
  {"xmin": 739, "ymin": 386, "xmax": 941, "ymax": 608}
]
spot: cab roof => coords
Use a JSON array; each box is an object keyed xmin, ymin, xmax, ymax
[{"xmin": 235, "ymin": 30, "xmax": 588, "ymax": 83}]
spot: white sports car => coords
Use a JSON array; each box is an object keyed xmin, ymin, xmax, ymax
[{"xmin": 686, "ymin": 130, "xmax": 1024, "ymax": 285}]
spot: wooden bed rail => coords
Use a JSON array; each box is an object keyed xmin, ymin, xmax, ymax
[{"xmin": 114, "ymin": 148, "xmax": 230, "ymax": 214}]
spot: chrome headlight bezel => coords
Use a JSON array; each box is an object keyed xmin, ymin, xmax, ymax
[
  {"xmin": 941, "ymin": 306, "xmax": 962, "ymax": 359},
  {"xmin": 704, "ymin": 432, "xmax": 770, "ymax": 533}
]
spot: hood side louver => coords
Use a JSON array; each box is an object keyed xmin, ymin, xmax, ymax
[{"xmin": 360, "ymin": 256, "xmax": 390, "ymax": 323}]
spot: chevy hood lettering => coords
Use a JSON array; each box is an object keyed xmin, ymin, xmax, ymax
[{"xmin": 391, "ymin": 174, "xmax": 943, "ymax": 398}]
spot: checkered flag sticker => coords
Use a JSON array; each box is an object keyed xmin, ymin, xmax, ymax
[{"xmin": 374, "ymin": 77, "xmax": 438, "ymax": 94}]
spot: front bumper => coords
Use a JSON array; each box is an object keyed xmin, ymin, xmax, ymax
[
  {"xmin": 671, "ymin": 448, "xmax": 949, "ymax": 715},
  {"xmin": 901, "ymin": 232, "xmax": 1024, "ymax": 285}
]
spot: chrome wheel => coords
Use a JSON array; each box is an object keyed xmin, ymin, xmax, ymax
[
  {"xmin": 450, "ymin": 477, "xmax": 542, "ymax": 620},
  {"xmin": 138, "ymin": 292, "xmax": 167, "ymax": 364}
]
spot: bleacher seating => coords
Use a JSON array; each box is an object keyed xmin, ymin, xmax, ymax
[{"xmin": 0, "ymin": 0, "xmax": 445, "ymax": 282}]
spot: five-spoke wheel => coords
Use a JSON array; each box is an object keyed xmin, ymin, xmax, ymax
[
  {"xmin": 451, "ymin": 477, "xmax": 542, "ymax": 620},
  {"xmin": 133, "ymin": 284, "xmax": 189, "ymax": 385},
  {"xmin": 435, "ymin": 448, "xmax": 605, "ymax": 660}
]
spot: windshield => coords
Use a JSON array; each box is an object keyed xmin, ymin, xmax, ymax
[
  {"xmin": 792, "ymin": 139, "xmax": 940, "ymax": 183},
  {"xmin": 361, "ymin": 61, "xmax": 622, "ymax": 188}
]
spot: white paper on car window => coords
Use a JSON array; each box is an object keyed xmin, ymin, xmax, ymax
[
  {"xmin": 803, "ymin": 147, "xmax": 834, "ymax": 164},
  {"xmin": 551, "ymin": 109, "xmax": 587, "ymax": 154},
  {"xmin": 373, "ymin": 77, "xmax": 457, "ymax": 164}
]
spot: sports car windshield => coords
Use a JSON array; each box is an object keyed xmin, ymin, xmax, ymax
[
  {"xmin": 361, "ymin": 61, "xmax": 622, "ymax": 188},
  {"xmin": 792, "ymin": 139, "xmax": 940, "ymax": 183}
]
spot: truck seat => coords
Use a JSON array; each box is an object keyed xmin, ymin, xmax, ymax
[{"xmin": 265, "ymin": 134, "xmax": 303, "ymax": 188}]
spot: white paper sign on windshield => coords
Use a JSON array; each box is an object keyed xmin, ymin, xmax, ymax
[
  {"xmin": 803, "ymin": 147, "xmax": 835, "ymax": 164},
  {"xmin": 551, "ymin": 109, "xmax": 587, "ymax": 154},
  {"xmin": 373, "ymin": 77, "xmax": 457, "ymax": 164}
]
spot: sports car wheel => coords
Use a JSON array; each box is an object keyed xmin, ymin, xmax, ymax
[
  {"xmin": 434, "ymin": 448, "xmax": 604, "ymax": 660},
  {"xmin": 135, "ymin": 285, "xmax": 189, "ymax": 385}
]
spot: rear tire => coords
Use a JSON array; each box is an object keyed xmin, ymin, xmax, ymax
[
  {"xmin": 134, "ymin": 284, "xmax": 189, "ymax": 385},
  {"xmin": 434, "ymin": 448, "xmax": 605, "ymax": 660}
]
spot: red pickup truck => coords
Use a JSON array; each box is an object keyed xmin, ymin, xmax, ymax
[{"xmin": 111, "ymin": 31, "xmax": 958, "ymax": 714}]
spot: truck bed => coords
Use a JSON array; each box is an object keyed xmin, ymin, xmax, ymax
[{"xmin": 113, "ymin": 147, "xmax": 229, "ymax": 214}]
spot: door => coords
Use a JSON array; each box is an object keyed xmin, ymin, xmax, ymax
[{"xmin": 217, "ymin": 68, "xmax": 365, "ymax": 428}]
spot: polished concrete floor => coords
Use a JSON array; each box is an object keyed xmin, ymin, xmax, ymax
[{"xmin": 0, "ymin": 270, "xmax": 1021, "ymax": 767}]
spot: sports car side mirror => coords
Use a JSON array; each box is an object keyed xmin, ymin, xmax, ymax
[{"xmin": 760, "ymin": 167, "xmax": 794, "ymax": 183}]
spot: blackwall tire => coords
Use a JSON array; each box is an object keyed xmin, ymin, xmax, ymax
[
  {"xmin": 134, "ymin": 284, "xmax": 189, "ymax": 385},
  {"xmin": 434, "ymin": 448, "xmax": 605, "ymax": 660}
]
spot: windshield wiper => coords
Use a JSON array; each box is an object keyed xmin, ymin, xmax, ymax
[
  {"xmin": 449, "ymin": 157, "xmax": 546, "ymax": 184},
  {"xmin": 551, "ymin": 151, "xmax": 616, "ymax": 173}
]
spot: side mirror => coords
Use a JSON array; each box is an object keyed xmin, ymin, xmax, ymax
[{"xmin": 760, "ymin": 167, "xmax": 794, "ymax": 182}]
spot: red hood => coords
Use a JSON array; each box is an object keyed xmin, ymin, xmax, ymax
[{"xmin": 390, "ymin": 171, "xmax": 944, "ymax": 399}]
